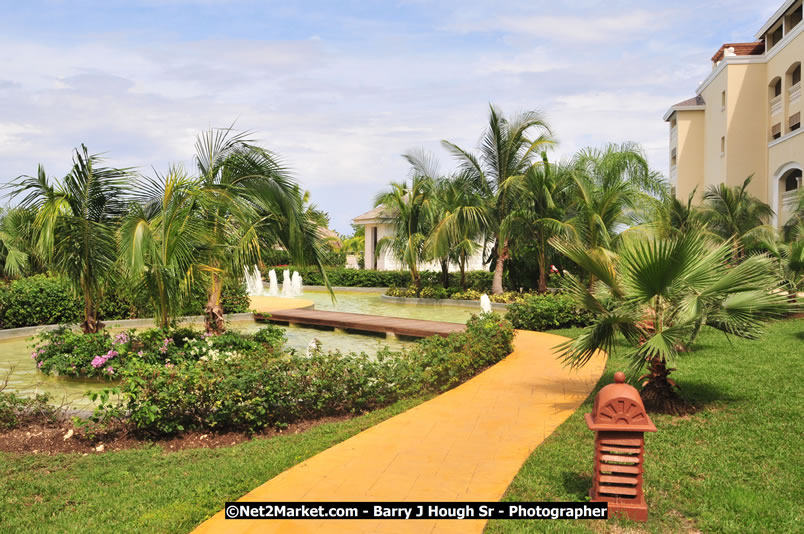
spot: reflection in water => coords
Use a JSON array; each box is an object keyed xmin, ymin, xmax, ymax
[{"xmin": 0, "ymin": 291, "xmax": 476, "ymax": 408}]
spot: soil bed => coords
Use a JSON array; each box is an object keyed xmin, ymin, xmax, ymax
[{"xmin": 0, "ymin": 414, "xmax": 353, "ymax": 455}]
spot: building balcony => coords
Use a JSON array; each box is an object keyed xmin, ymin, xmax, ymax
[
  {"xmin": 790, "ymin": 82, "xmax": 801, "ymax": 105},
  {"xmin": 770, "ymin": 94, "xmax": 783, "ymax": 116}
]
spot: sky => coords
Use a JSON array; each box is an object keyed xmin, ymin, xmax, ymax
[{"xmin": 0, "ymin": 0, "xmax": 780, "ymax": 234}]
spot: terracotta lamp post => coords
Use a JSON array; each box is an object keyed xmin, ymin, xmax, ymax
[{"xmin": 585, "ymin": 371, "xmax": 657, "ymax": 522}]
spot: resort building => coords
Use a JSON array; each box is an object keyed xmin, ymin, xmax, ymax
[
  {"xmin": 664, "ymin": 0, "xmax": 803, "ymax": 228},
  {"xmin": 352, "ymin": 205, "xmax": 487, "ymax": 271}
]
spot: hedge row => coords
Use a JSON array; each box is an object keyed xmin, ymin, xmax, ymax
[
  {"xmin": 86, "ymin": 314, "xmax": 514, "ymax": 435},
  {"xmin": 0, "ymin": 275, "xmax": 249, "ymax": 329},
  {"xmin": 273, "ymin": 266, "xmax": 495, "ymax": 290},
  {"xmin": 505, "ymin": 293, "xmax": 594, "ymax": 331}
]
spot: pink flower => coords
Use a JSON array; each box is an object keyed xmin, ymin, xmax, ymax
[
  {"xmin": 113, "ymin": 332, "xmax": 129, "ymax": 345},
  {"xmin": 104, "ymin": 366, "xmax": 114, "ymax": 375},
  {"xmin": 165, "ymin": 363, "xmax": 174, "ymax": 369},
  {"xmin": 37, "ymin": 361, "xmax": 43, "ymax": 368}
]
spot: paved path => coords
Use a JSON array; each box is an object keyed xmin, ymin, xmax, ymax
[
  {"xmin": 249, "ymin": 296, "xmax": 315, "ymax": 313},
  {"xmin": 192, "ymin": 331, "xmax": 607, "ymax": 534}
]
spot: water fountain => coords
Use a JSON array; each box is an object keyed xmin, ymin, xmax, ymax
[
  {"xmin": 244, "ymin": 265, "xmax": 265, "ymax": 296},
  {"xmin": 291, "ymin": 271, "xmax": 303, "ymax": 296},
  {"xmin": 281, "ymin": 270, "xmax": 292, "ymax": 297},
  {"xmin": 267, "ymin": 269, "xmax": 279, "ymax": 297},
  {"xmin": 480, "ymin": 294, "xmax": 492, "ymax": 314}
]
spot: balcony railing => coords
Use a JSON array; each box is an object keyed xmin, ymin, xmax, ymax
[
  {"xmin": 790, "ymin": 82, "xmax": 801, "ymax": 105},
  {"xmin": 770, "ymin": 94, "xmax": 782, "ymax": 116}
]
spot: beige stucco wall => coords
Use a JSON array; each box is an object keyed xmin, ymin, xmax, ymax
[
  {"xmin": 669, "ymin": 0, "xmax": 804, "ymax": 228},
  {"xmin": 700, "ymin": 69, "xmax": 729, "ymax": 191},
  {"xmin": 725, "ymin": 63, "xmax": 769, "ymax": 200},
  {"xmin": 674, "ymin": 110, "xmax": 706, "ymax": 200}
]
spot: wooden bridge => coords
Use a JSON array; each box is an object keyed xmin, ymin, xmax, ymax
[{"xmin": 254, "ymin": 308, "xmax": 466, "ymax": 338}]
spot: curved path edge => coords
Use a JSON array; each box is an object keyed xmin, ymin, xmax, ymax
[{"xmin": 192, "ymin": 330, "xmax": 607, "ymax": 534}]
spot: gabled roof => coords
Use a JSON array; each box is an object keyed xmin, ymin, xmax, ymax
[
  {"xmin": 663, "ymin": 95, "xmax": 706, "ymax": 121},
  {"xmin": 352, "ymin": 205, "xmax": 397, "ymax": 225}
]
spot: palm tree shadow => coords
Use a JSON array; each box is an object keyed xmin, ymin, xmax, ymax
[
  {"xmin": 675, "ymin": 379, "xmax": 738, "ymax": 409},
  {"xmin": 562, "ymin": 471, "xmax": 592, "ymax": 499},
  {"xmin": 795, "ymin": 331, "xmax": 804, "ymax": 341}
]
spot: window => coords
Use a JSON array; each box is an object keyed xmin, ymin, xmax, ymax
[
  {"xmin": 721, "ymin": 90, "xmax": 726, "ymax": 110},
  {"xmin": 670, "ymin": 117, "xmax": 677, "ymax": 128},
  {"xmin": 671, "ymin": 148, "xmax": 677, "ymax": 167},
  {"xmin": 772, "ymin": 123, "xmax": 782, "ymax": 139},
  {"xmin": 720, "ymin": 136, "xmax": 726, "ymax": 154},
  {"xmin": 771, "ymin": 25, "xmax": 784, "ymax": 47},
  {"xmin": 791, "ymin": 112, "xmax": 801, "ymax": 131},
  {"xmin": 774, "ymin": 79, "xmax": 782, "ymax": 97},
  {"xmin": 785, "ymin": 169, "xmax": 802, "ymax": 191},
  {"xmin": 793, "ymin": 64, "xmax": 801, "ymax": 86},
  {"xmin": 791, "ymin": 5, "xmax": 803, "ymax": 28}
]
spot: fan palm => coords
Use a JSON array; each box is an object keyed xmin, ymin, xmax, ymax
[
  {"xmin": 551, "ymin": 233, "xmax": 789, "ymax": 412},
  {"xmin": 119, "ymin": 168, "xmax": 203, "ymax": 328},
  {"xmin": 781, "ymin": 188, "xmax": 804, "ymax": 242},
  {"xmin": 0, "ymin": 207, "xmax": 40, "ymax": 277},
  {"xmin": 7, "ymin": 147, "xmax": 132, "ymax": 333},
  {"xmin": 701, "ymin": 175, "xmax": 774, "ymax": 261},
  {"xmin": 442, "ymin": 104, "xmax": 554, "ymax": 294}
]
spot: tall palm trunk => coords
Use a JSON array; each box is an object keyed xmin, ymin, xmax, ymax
[
  {"xmin": 80, "ymin": 282, "xmax": 102, "ymax": 334},
  {"xmin": 491, "ymin": 237, "xmax": 508, "ymax": 295},
  {"xmin": 205, "ymin": 273, "xmax": 225, "ymax": 335},
  {"xmin": 537, "ymin": 234, "xmax": 547, "ymax": 293},
  {"xmin": 440, "ymin": 259, "xmax": 449, "ymax": 288},
  {"xmin": 460, "ymin": 251, "xmax": 467, "ymax": 289}
]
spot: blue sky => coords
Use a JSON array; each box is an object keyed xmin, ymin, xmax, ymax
[{"xmin": 0, "ymin": 1, "xmax": 779, "ymax": 233}]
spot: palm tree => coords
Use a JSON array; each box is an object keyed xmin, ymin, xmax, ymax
[
  {"xmin": 551, "ymin": 233, "xmax": 789, "ymax": 413},
  {"xmin": 192, "ymin": 127, "xmax": 329, "ymax": 334},
  {"xmin": 501, "ymin": 153, "xmax": 573, "ymax": 293},
  {"xmin": 119, "ymin": 168, "xmax": 203, "ymax": 328},
  {"xmin": 756, "ymin": 231, "xmax": 804, "ymax": 300},
  {"xmin": 0, "ymin": 207, "xmax": 40, "ymax": 277},
  {"xmin": 568, "ymin": 143, "xmax": 667, "ymax": 251},
  {"xmin": 442, "ymin": 104, "xmax": 554, "ymax": 294},
  {"xmin": 781, "ymin": 188, "xmax": 804, "ymax": 242},
  {"xmin": 701, "ymin": 175, "xmax": 774, "ymax": 261},
  {"xmin": 375, "ymin": 175, "xmax": 434, "ymax": 292},
  {"xmin": 8, "ymin": 147, "xmax": 132, "ymax": 333},
  {"xmin": 427, "ymin": 173, "xmax": 489, "ymax": 289}
]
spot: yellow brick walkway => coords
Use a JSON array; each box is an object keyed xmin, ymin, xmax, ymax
[{"xmin": 192, "ymin": 331, "xmax": 607, "ymax": 534}]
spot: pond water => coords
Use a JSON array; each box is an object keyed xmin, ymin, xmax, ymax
[{"xmin": 0, "ymin": 290, "xmax": 478, "ymax": 409}]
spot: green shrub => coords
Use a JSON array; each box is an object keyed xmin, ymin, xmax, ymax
[
  {"xmin": 505, "ymin": 293, "xmax": 594, "ymax": 331},
  {"xmin": 0, "ymin": 390, "xmax": 60, "ymax": 430},
  {"xmin": 0, "ymin": 274, "xmax": 250, "ymax": 329},
  {"xmin": 0, "ymin": 275, "xmax": 83, "ymax": 328},
  {"xmin": 419, "ymin": 286, "xmax": 448, "ymax": 299},
  {"xmin": 90, "ymin": 314, "xmax": 514, "ymax": 435},
  {"xmin": 385, "ymin": 286, "xmax": 417, "ymax": 298},
  {"xmin": 276, "ymin": 266, "xmax": 495, "ymax": 290}
]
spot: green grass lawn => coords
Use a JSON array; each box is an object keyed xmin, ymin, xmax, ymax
[
  {"xmin": 0, "ymin": 396, "xmax": 429, "ymax": 534},
  {"xmin": 486, "ymin": 318, "xmax": 804, "ymax": 534},
  {"xmin": 2, "ymin": 320, "xmax": 802, "ymax": 534}
]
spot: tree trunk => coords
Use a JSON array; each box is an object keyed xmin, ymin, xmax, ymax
[
  {"xmin": 204, "ymin": 273, "xmax": 226, "ymax": 335},
  {"xmin": 460, "ymin": 252, "xmax": 467, "ymax": 289},
  {"xmin": 491, "ymin": 237, "xmax": 508, "ymax": 295},
  {"xmin": 537, "ymin": 240, "xmax": 547, "ymax": 294},
  {"xmin": 80, "ymin": 282, "xmax": 103, "ymax": 334},
  {"xmin": 441, "ymin": 259, "xmax": 449, "ymax": 289}
]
